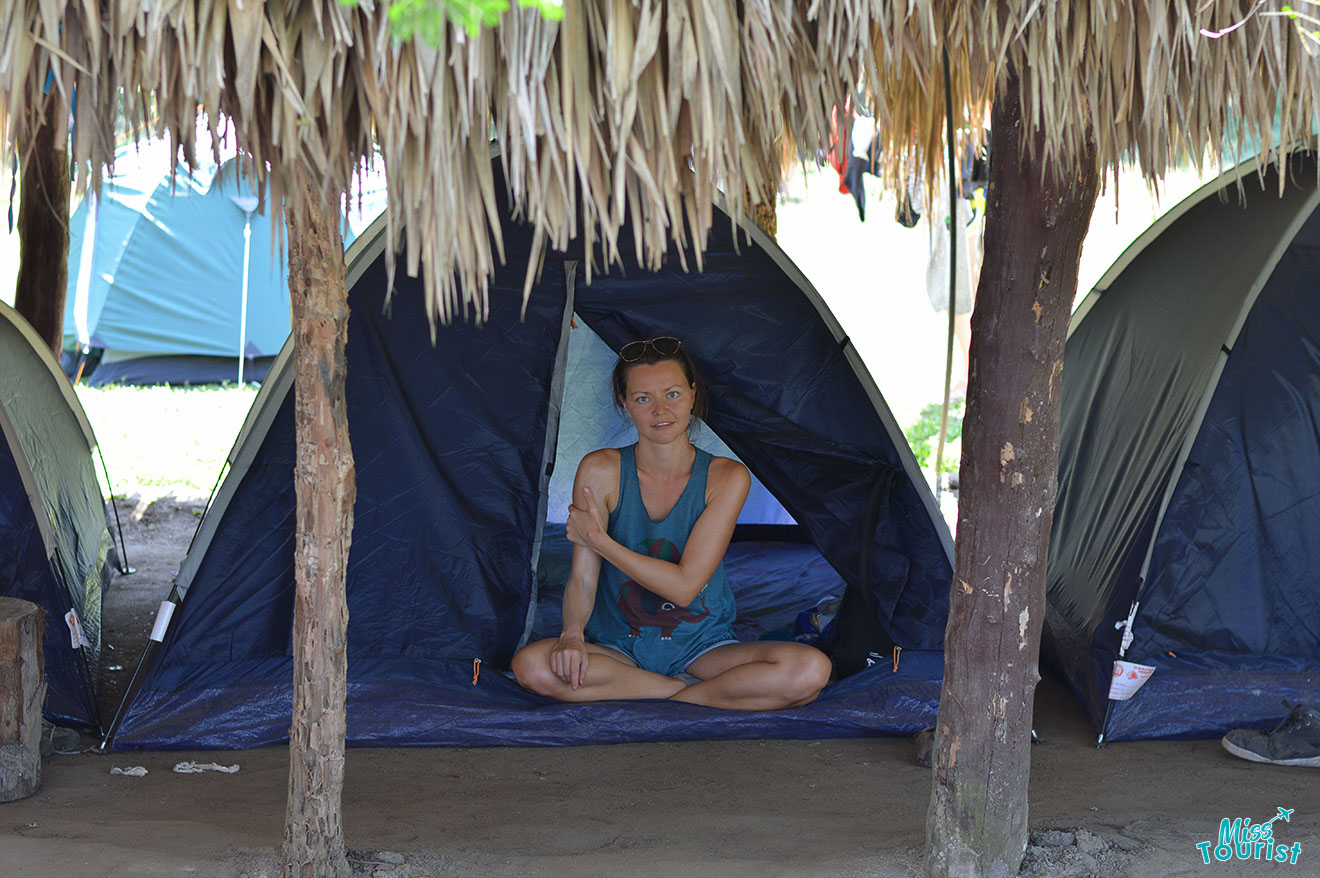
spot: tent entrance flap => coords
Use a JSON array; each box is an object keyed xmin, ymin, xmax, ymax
[{"xmin": 522, "ymin": 259, "xmax": 580, "ymax": 653}]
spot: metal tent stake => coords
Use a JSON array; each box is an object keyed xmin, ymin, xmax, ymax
[{"xmin": 97, "ymin": 446, "xmax": 134, "ymax": 575}]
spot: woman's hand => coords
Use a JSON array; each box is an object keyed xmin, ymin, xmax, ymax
[
  {"xmin": 565, "ymin": 486, "xmax": 607, "ymax": 552},
  {"xmin": 549, "ymin": 632, "xmax": 589, "ymax": 690}
]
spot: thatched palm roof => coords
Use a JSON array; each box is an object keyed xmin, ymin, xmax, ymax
[
  {"xmin": 867, "ymin": 3, "xmax": 1320, "ymax": 190},
  {"xmin": 0, "ymin": 0, "xmax": 121, "ymax": 184},
  {"xmin": 2, "ymin": 0, "xmax": 868, "ymax": 322},
  {"xmin": 2, "ymin": 1, "xmax": 1318, "ymax": 320}
]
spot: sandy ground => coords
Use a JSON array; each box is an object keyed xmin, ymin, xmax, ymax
[{"xmin": 1, "ymin": 495, "xmax": 1316, "ymax": 878}]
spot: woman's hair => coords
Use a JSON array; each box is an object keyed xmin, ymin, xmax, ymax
[{"xmin": 611, "ymin": 336, "xmax": 709, "ymax": 437}]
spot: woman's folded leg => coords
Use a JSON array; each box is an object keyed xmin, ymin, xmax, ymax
[{"xmin": 671, "ymin": 641, "xmax": 832, "ymax": 711}]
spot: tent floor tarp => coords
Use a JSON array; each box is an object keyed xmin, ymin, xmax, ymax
[
  {"xmin": 118, "ymin": 525, "xmax": 940, "ymax": 749},
  {"xmin": 120, "ymin": 664, "xmax": 940, "ymax": 749},
  {"xmin": 1044, "ymin": 606, "xmax": 1319, "ymax": 741}
]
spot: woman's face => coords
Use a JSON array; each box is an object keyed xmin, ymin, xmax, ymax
[{"xmin": 620, "ymin": 360, "xmax": 695, "ymax": 445}]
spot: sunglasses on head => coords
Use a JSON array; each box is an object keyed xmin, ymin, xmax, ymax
[{"xmin": 618, "ymin": 336, "xmax": 683, "ymax": 363}]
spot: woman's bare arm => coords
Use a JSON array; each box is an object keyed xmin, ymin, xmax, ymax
[
  {"xmin": 566, "ymin": 457, "xmax": 749, "ymax": 607},
  {"xmin": 550, "ymin": 450, "xmax": 619, "ymax": 688}
]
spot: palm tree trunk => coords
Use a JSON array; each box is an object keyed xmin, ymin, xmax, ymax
[
  {"xmin": 925, "ymin": 65, "xmax": 1099, "ymax": 877},
  {"xmin": 281, "ymin": 170, "xmax": 354, "ymax": 878},
  {"xmin": 750, "ymin": 186, "xmax": 777, "ymax": 240},
  {"xmin": 14, "ymin": 90, "xmax": 70, "ymax": 356},
  {"xmin": 747, "ymin": 149, "xmax": 780, "ymax": 240}
]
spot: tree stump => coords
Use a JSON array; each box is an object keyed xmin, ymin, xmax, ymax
[{"xmin": 0, "ymin": 597, "xmax": 45, "ymax": 802}]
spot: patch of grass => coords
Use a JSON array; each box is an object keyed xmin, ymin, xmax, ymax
[
  {"xmin": 76, "ymin": 384, "xmax": 260, "ymax": 500},
  {"xmin": 904, "ymin": 399, "xmax": 963, "ymax": 475}
]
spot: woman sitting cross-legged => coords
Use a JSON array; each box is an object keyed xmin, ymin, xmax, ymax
[{"xmin": 511, "ymin": 334, "xmax": 832, "ymax": 710}]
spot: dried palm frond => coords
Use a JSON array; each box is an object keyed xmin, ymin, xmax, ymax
[
  {"xmin": 0, "ymin": 0, "xmax": 126, "ymax": 190},
  {"xmin": 108, "ymin": 0, "xmax": 867, "ymax": 325},
  {"xmin": 862, "ymin": 2, "xmax": 1320, "ymax": 195}
]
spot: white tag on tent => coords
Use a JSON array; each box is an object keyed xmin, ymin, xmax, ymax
[
  {"xmin": 64, "ymin": 609, "xmax": 90, "ymax": 650},
  {"xmin": 149, "ymin": 600, "xmax": 177, "ymax": 642},
  {"xmin": 1108, "ymin": 660, "xmax": 1156, "ymax": 701}
]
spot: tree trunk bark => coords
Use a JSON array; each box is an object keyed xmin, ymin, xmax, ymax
[
  {"xmin": 14, "ymin": 91, "xmax": 70, "ymax": 357},
  {"xmin": 280, "ymin": 171, "xmax": 353, "ymax": 878},
  {"xmin": 750, "ymin": 190, "xmax": 777, "ymax": 240},
  {"xmin": 746, "ymin": 145, "xmax": 780, "ymax": 240},
  {"xmin": 0, "ymin": 598, "xmax": 46, "ymax": 803},
  {"xmin": 925, "ymin": 65, "xmax": 1099, "ymax": 878}
]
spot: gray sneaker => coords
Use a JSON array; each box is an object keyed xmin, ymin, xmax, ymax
[{"xmin": 1222, "ymin": 702, "xmax": 1320, "ymax": 767}]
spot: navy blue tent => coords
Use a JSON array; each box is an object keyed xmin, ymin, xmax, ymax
[
  {"xmin": 1, "ymin": 300, "xmax": 119, "ymax": 730},
  {"xmin": 109, "ymin": 181, "xmax": 953, "ymax": 749},
  {"xmin": 1047, "ymin": 152, "xmax": 1320, "ymax": 742},
  {"xmin": 63, "ymin": 133, "xmax": 386, "ymax": 386}
]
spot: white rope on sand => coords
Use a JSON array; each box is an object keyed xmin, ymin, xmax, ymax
[{"xmin": 173, "ymin": 761, "xmax": 240, "ymax": 774}]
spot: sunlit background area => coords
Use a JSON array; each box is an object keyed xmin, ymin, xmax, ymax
[
  {"xmin": 775, "ymin": 160, "xmax": 1214, "ymax": 431},
  {"xmin": 0, "ymin": 159, "xmax": 19, "ymax": 307}
]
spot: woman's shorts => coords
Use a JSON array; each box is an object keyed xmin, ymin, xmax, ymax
[{"xmin": 596, "ymin": 632, "xmax": 739, "ymax": 678}]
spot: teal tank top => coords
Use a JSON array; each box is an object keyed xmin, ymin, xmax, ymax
[{"xmin": 585, "ymin": 444, "xmax": 738, "ymax": 673}]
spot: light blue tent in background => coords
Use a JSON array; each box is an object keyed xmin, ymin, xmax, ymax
[{"xmin": 64, "ymin": 129, "xmax": 387, "ymax": 385}]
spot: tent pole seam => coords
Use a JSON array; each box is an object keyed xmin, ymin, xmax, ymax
[
  {"xmin": 96, "ymin": 444, "xmax": 132, "ymax": 573},
  {"xmin": 517, "ymin": 258, "xmax": 578, "ymax": 655}
]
